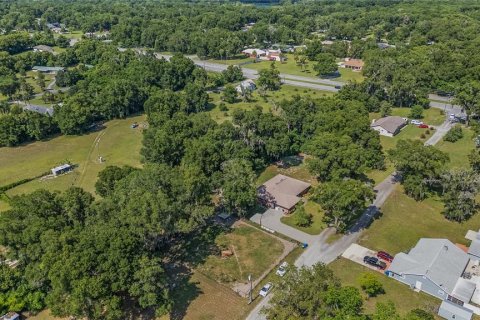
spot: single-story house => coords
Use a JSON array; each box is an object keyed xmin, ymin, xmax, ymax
[
  {"xmin": 343, "ymin": 58, "xmax": 364, "ymax": 71},
  {"xmin": 266, "ymin": 49, "xmax": 285, "ymax": 62},
  {"xmin": 236, "ymin": 79, "xmax": 256, "ymax": 93},
  {"xmin": 257, "ymin": 174, "xmax": 311, "ymax": 213},
  {"xmin": 33, "ymin": 45, "xmax": 54, "ymax": 53},
  {"xmin": 32, "ymin": 66, "xmax": 65, "ymax": 74},
  {"xmin": 241, "ymin": 48, "xmax": 266, "ymax": 58},
  {"xmin": 438, "ymin": 300, "xmax": 473, "ymax": 320},
  {"xmin": 370, "ymin": 116, "xmax": 407, "ymax": 137},
  {"xmin": 388, "ymin": 239, "xmax": 470, "ymax": 302},
  {"xmin": 23, "ymin": 105, "xmax": 54, "ymax": 116},
  {"xmin": 0, "ymin": 312, "xmax": 20, "ymax": 320},
  {"xmin": 321, "ymin": 40, "xmax": 334, "ymax": 45},
  {"xmin": 51, "ymin": 164, "xmax": 73, "ymax": 176}
]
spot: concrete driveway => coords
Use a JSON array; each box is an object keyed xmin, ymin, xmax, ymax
[{"xmin": 250, "ymin": 208, "xmax": 316, "ymax": 244}]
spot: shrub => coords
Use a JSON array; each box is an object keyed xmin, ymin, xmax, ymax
[
  {"xmin": 358, "ymin": 273, "xmax": 384, "ymax": 297},
  {"xmin": 294, "ymin": 205, "xmax": 312, "ymax": 227},
  {"xmin": 444, "ymin": 125, "xmax": 463, "ymax": 142},
  {"xmin": 425, "ymin": 130, "xmax": 430, "ymax": 135},
  {"xmin": 409, "ymin": 105, "xmax": 424, "ymax": 119},
  {"xmin": 420, "ymin": 133, "xmax": 426, "ymax": 139},
  {"xmin": 430, "ymin": 126, "xmax": 435, "ymax": 130},
  {"xmin": 219, "ymin": 102, "xmax": 228, "ymax": 111}
]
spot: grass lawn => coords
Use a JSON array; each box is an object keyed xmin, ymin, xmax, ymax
[
  {"xmin": 370, "ymin": 107, "xmax": 446, "ymax": 127},
  {"xmin": 55, "ymin": 30, "xmax": 83, "ymax": 39},
  {"xmin": 23, "ymin": 71, "xmax": 55, "ymax": 95},
  {"xmin": 209, "ymin": 84, "xmax": 333, "ymax": 123},
  {"xmin": 329, "ymin": 258, "xmax": 440, "ymax": 316},
  {"xmin": 379, "ymin": 124, "xmax": 432, "ymax": 151},
  {"xmin": 256, "ymin": 155, "xmax": 316, "ymax": 186},
  {"xmin": 1, "ymin": 115, "xmax": 145, "ymax": 196},
  {"xmin": 366, "ymin": 159, "xmax": 395, "ymax": 185},
  {"xmin": 359, "ymin": 185, "xmax": 480, "ymax": 255},
  {"xmin": 436, "ymin": 126, "xmax": 474, "ymax": 169},
  {"xmin": 210, "ymin": 53, "xmax": 364, "ymax": 83},
  {"xmin": 197, "ymin": 224, "xmax": 284, "ymax": 285},
  {"xmin": 281, "ymin": 200, "xmax": 325, "ymax": 235}
]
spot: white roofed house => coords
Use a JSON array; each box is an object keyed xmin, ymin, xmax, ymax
[
  {"xmin": 370, "ymin": 116, "xmax": 407, "ymax": 137},
  {"xmin": 241, "ymin": 48, "xmax": 266, "ymax": 58}
]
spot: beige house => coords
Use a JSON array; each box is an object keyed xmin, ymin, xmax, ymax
[
  {"xmin": 371, "ymin": 116, "xmax": 407, "ymax": 137},
  {"xmin": 258, "ymin": 174, "xmax": 311, "ymax": 213},
  {"xmin": 343, "ymin": 58, "xmax": 365, "ymax": 71}
]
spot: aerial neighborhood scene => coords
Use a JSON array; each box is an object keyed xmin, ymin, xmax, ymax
[{"xmin": 2, "ymin": 0, "xmax": 480, "ymax": 319}]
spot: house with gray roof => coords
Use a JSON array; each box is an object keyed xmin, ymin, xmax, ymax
[
  {"xmin": 33, "ymin": 45, "xmax": 54, "ymax": 53},
  {"xmin": 32, "ymin": 66, "xmax": 65, "ymax": 74},
  {"xmin": 371, "ymin": 116, "xmax": 407, "ymax": 137},
  {"xmin": 387, "ymin": 238, "xmax": 470, "ymax": 301},
  {"xmin": 438, "ymin": 300, "xmax": 473, "ymax": 320}
]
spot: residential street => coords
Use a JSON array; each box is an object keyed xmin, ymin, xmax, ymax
[{"xmin": 246, "ymin": 119, "xmax": 454, "ymax": 320}]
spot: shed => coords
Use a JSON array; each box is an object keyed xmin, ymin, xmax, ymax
[
  {"xmin": 438, "ymin": 300, "xmax": 473, "ymax": 320},
  {"xmin": 0, "ymin": 312, "xmax": 20, "ymax": 320},
  {"xmin": 51, "ymin": 164, "xmax": 72, "ymax": 176}
]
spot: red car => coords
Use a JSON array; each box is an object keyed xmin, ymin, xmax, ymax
[
  {"xmin": 376, "ymin": 251, "xmax": 394, "ymax": 262},
  {"xmin": 418, "ymin": 124, "xmax": 429, "ymax": 128}
]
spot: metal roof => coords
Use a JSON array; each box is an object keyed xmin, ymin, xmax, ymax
[
  {"xmin": 389, "ymin": 239, "xmax": 470, "ymax": 294},
  {"xmin": 439, "ymin": 300, "xmax": 473, "ymax": 320},
  {"xmin": 32, "ymin": 66, "xmax": 65, "ymax": 72}
]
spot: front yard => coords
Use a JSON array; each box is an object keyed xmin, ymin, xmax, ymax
[{"xmin": 280, "ymin": 201, "xmax": 325, "ymax": 235}]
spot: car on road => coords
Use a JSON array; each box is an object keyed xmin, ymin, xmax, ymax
[
  {"xmin": 334, "ymin": 85, "xmax": 342, "ymax": 89},
  {"xmin": 363, "ymin": 256, "xmax": 387, "ymax": 270},
  {"xmin": 376, "ymin": 251, "xmax": 394, "ymax": 262},
  {"xmin": 418, "ymin": 124, "xmax": 429, "ymax": 128},
  {"xmin": 276, "ymin": 262, "xmax": 288, "ymax": 277},
  {"xmin": 410, "ymin": 119, "xmax": 423, "ymax": 125},
  {"xmin": 259, "ymin": 282, "xmax": 273, "ymax": 297}
]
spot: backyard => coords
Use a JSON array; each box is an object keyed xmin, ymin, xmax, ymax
[
  {"xmin": 0, "ymin": 115, "xmax": 145, "ymax": 204},
  {"xmin": 330, "ymin": 258, "xmax": 440, "ymax": 316}
]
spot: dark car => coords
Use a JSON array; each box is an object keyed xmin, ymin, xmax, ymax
[
  {"xmin": 376, "ymin": 251, "xmax": 394, "ymax": 262},
  {"xmin": 334, "ymin": 85, "xmax": 342, "ymax": 89},
  {"xmin": 363, "ymin": 256, "xmax": 387, "ymax": 270}
]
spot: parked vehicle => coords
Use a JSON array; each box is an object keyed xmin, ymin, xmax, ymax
[
  {"xmin": 411, "ymin": 119, "xmax": 423, "ymax": 125},
  {"xmin": 334, "ymin": 85, "xmax": 342, "ymax": 89},
  {"xmin": 418, "ymin": 124, "xmax": 429, "ymax": 128},
  {"xmin": 131, "ymin": 122, "xmax": 138, "ymax": 128},
  {"xmin": 259, "ymin": 282, "xmax": 273, "ymax": 297},
  {"xmin": 363, "ymin": 256, "xmax": 387, "ymax": 270},
  {"xmin": 376, "ymin": 251, "xmax": 394, "ymax": 262},
  {"xmin": 276, "ymin": 262, "xmax": 288, "ymax": 277}
]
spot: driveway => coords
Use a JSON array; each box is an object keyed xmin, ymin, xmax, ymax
[{"xmin": 250, "ymin": 209, "xmax": 316, "ymax": 244}]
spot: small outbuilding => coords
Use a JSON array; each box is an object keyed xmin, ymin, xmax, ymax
[
  {"xmin": 438, "ymin": 300, "xmax": 473, "ymax": 320},
  {"xmin": 51, "ymin": 164, "xmax": 73, "ymax": 176},
  {"xmin": 371, "ymin": 116, "xmax": 407, "ymax": 137},
  {"xmin": 236, "ymin": 79, "xmax": 256, "ymax": 93},
  {"xmin": 0, "ymin": 312, "xmax": 20, "ymax": 320},
  {"xmin": 33, "ymin": 45, "xmax": 54, "ymax": 53},
  {"xmin": 32, "ymin": 66, "xmax": 65, "ymax": 74}
]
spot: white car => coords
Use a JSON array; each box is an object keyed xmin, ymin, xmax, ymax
[
  {"xmin": 259, "ymin": 282, "xmax": 273, "ymax": 297},
  {"xmin": 410, "ymin": 119, "xmax": 423, "ymax": 125},
  {"xmin": 276, "ymin": 261, "xmax": 288, "ymax": 277}
]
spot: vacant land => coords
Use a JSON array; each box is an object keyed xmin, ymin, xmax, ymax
[
  {"xmin": 197, "ymin": 224, "xmax": 284, "ymax": 285},
  {"xmin": 209, "ymin": 85, "xmax": 333, "ymax": 123},
  {"xmin": 359, "ymin": 185, "xmax": 480, "ymax": 255},
  {"xmin": 330, "ymin": 258, "xmax": 440, "ymax": 316},
  {"xmin": 1, "ymin": 115, "xmax": 145, "ymax": 199},
  {"xmin": 281, "ymin": 200, "xmax": 325, "ymax": 235},
  {"xmin": 436, "ymin": 126, "xmax": 474, "ymax": 169}
]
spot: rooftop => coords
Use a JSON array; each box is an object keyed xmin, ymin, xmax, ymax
[
  {"xmin": 258, "ymin": 174, "xmax": 311, "ymax": 210},
  {"xmin": 32, "ymin": 66, "xmax": 65, "ymax": 72},
  {"xmin": 344, "ymin": 58, "xmax": 364, "ymax": 68},
  {"xmin": 371, "ymin": 116, "xmax": 407, "ymax": 134},
  {"xmin": 389, "ymin": 238, "xmax": 470, "ymax": 294}
]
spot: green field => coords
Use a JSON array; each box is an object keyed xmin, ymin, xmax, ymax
[
  {"xmin": 209, "ymin": 85, "xmax": 333, "ymax": 123},
  {"xmin": 359, "ymin": 185, "xmax": 480, "ymax": 255},
  {"xmin": 1, "ymin": 115, "xmax": 145, "ymax": 200},
  {"xmin": 256, "ymin": 155, "xmax": 316, "ymax": 186},
  {"xmin": 436, "ymin": 126, "xmax": 474, "ymax": 169},
  {"xmin": 197, "ymin": 224, "xmax": 285, "ymax": 285},
  {"xmin": 280, "ymin": 200, "xmax": 325, "ymax": 235},
  {"xmin": 330, "ymin": 258, "xmax": 440, "ymax": 316},
  {"xmin": 207, "ymin": 53, "xmax": 365, "ymax": 83}
]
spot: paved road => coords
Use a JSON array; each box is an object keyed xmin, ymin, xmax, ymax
[{"xmin": 246, "ymin": 118, "xmax": 454, "ymax": 320}]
